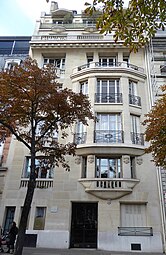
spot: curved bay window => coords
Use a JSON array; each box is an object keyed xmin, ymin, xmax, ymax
[{"xmin": 96, "ymin": 158, "xmax": 121, "ymax": 178}]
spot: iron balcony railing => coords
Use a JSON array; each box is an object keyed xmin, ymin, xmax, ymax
[
  {"xmin": 95, "ymin": 93, "xmax": 123, "ymax": 103},
  {"xmin": 94, "ymin": 130, "xmax": 124, "ymax": 143},
  {"xmin": 74, "ymin": 132, "xmax": 87, "ymax": 144},
  {"xmin": 129, "ymin": 94, "xmax": 141, "ymax": 106},
  {"xmin": 118, "ymin": 227, "xmax": 153, "ymax": 236},
  {"xmin": 76, "ymin": 61, "xmax": 144, "ymax": 73},
  {"xmin": 131, "ymin": 132, "xmax": 144, "ymax": 145}
]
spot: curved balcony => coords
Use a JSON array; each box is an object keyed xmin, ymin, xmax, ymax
[
  {"xmin": 71, "ymin": 62, "xmax": 145, "ymax": 79},
  {"xmin": 79, "ymin": 178, "xmax": 139, "ymax": 200}
]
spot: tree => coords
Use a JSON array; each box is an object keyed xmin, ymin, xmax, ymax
[
  {"xmin": 143, "ymin": 85, "xmax": 166, "ymax": 168},
  {"xmin": 0, "ymin": 58, "xmax": 94, "ymax": 255}
]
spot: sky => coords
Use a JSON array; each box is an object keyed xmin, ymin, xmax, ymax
[{"xmin": 0, "ymin": 0, "xmax": 91, "ymax": 36}]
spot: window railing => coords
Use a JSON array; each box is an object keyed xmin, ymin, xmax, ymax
[
  {"xmin": 95, "ymin": 93, "xmax": 123, "ymax": 103},
  {"xmin": 74, "ymin": 132, "xmax": 87, "ymax": 144},
  {"xmin": 131, "ymin": 132, "xmax": 144, "ymax": 145},
  {"xmin": 94, "ymin": 130, "xmax": 124, "ymax": 143},
  {"xmin": 129, "ymin": 94, "xmax": 141, "ymax": 106},
  {"xmin": 118, "ymin": 227, "xmax": 153, "ymax": 236}
]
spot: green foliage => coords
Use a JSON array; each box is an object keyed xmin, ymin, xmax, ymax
[
  {"xmin": 143, "ymin": 85, "xmax": 166, "ymax": 168},
  {"xmin": 85, "ymin": 0, "xmax": 166, "ymax": 52}
]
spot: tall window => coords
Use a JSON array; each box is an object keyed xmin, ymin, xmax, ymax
[
  {"xmin": 74, "ymin": 122, "xmax": 86, "ymax": 144},
  {"xmin": 33, "ymin": 207, "xmax": 46, "ymax": 230},
  {"xmin": 99, "ymin": 57, "xmax": 116, "ymax": 67},
  {"xmin": 129, "ymin": 80, "xmax": 141, "ymax": 106},
  {"xmin": 96, "ymin": 79, "xmax": 121, "ymax": 103},
  {"xmin": 22, "ymin": 157, "xmax": 54, "ymax": 179},
  {"xmin": 96, "ymin": 158, "xmax": 121, "ymax": 178},
  {"xmin": 3, "ymin": 207, "xmax": 15, "ymax": 234},
  {"xmin": 95, "ymin": 113, "xmax": 123, "ymax": 143},
  {"xmin": 120, "ymin": 204, "xmax": 147, "ymax": 227},
  {"xmin": 130, "ymin": 115, "xmax": 144, "ymax": 145},
  {"xmin": 80, "ymin": 81, "xmax": 88, "ymax": 95}
]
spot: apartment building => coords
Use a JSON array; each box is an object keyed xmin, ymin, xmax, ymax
[{"xmin": 0, "ymin": 2, "xmax": 165, "ymax": 253}]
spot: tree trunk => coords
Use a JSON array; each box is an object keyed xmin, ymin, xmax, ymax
[
  {"xmin": 14, "ymin": 178, "xmax": 36, "ymax": 255},
  {"xmin": 14, "ymin": 127, "xmax": 36, "ymax": 255}
]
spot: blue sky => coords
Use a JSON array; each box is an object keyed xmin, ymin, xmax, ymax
[{"xmin": 0, "ymin": 0, "xmax": 88, "ymax": 36}]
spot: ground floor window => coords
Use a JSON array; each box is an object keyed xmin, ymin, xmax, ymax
[
  {"xmin": 3, "ymin": 207, "xmax": 15, "ymax": 234},
  {"xmin": 33, "ymin": 207, "xmax": 46, "ymax": 230},
  {"xmin": 120, "ymin": 203, "xmax": 147, "ymax": 227}
]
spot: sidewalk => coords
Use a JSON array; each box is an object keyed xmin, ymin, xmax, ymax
[{"xmin": 22, "ymin": 247, "xmax": 165, "ymax": 255}]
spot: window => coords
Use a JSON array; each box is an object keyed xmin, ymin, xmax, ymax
[
  {"xmin": 96, "ymin": 79, "xmax": 121, "ymax": 103},
  {"xmin": 120, "ymin": 204, "xmax": 147, "ymax": 227},
  {"xmin": 82, "ymin": 157, "xmax": 87, "ymax": 178},
  {"xmin": 99, "ymin": 57, "xmax": 116, "ymax": 67},
  {"xmin": 130, "ymin": 115, "xmax": 144, "ymax": 145},
  {"xmin": 3, "ymin": 207, "xmax": 15, "ymax": 234},
  {"xmin": 44, "ymin": 58, "xmax": 65, "ymax": 69},
  {"xmin": 96, "ymin": 158, "xmax": 121, "ymax": 178},
  {"xmin": 87, "ymin": 55, "xmax": 93, "ymax": 65},
  {"xmin": 4, "ymin": 58, "xmax": 21, "ymax": 70},
  {"xmin": 80, "ymin": 81, "xmax": 88, "ymax": 95},
  {"xmin": 74, "ymin": 122, "xmax": 86, "ymax": 144},
  {"xmin": 95, "ymin": 113, "xmax": 123, "ymax": 143},
  {"xmin": 22, "ymin": 157, "xmax": 54, "ymax": 179},
  {"xmin": 129, "ymin": 80, "xmax": 141, "ymax": 106},
  {"xmin": 33, "ymin": 207, "xmax": 46, "ymax": 230}
]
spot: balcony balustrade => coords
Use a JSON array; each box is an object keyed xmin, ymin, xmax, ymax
[
  {"xmin": 131, "ymin": 132, "xmax": 144, "ymax": 145},
  {"xmin": 95, "ymin": 93, "xmax": 123, "ymax": 103},
  {"xmin": 74, "ymin": 132, "xmax": 87, "ymax": 144},
  {"xmin": 94, "ymin": 130, "xmax": 124, "ymax": 143},
  {"xmin": 75, "ymin": 61, "xmax": 144, "ymax": 73},
  {"xmin": 129, "ymin": 94, "xmax": 141, "ymax": 106},
  {"xmin": 79, "ymin": 178, "xmax": 139, "ymax": 199},
  {"xmin": 20, "ymin": 178, "xmax": 53, "ymax": 189}
]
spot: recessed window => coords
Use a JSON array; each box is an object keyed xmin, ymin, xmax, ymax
[
  {"xmin": 96, "ymin": 158, "xmax": 122, "ymax": 178},
  {"xmin": 33, "ymin": 207, "xmax": 46, "ymax": 230},
  {"xmin": 22, "ymin": 157, "xmax": 54, "ymax": 179}
]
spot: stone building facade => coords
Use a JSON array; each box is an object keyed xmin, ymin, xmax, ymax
[{"xmin": 0, "ymin": 2, "xmax": 165, "ymax": 253}]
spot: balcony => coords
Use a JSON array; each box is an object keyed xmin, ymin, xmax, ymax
[
  {"xmin": 95, "ymin": 93, "xmax": 123, "ymax": 104},
  {"xmin": 75, "ymin": 61, "xmax": 144, "ymax": 73},
  {"xmin": 94, "ymin": 130, "xmax": 124, "ymax": 143},
  {"xmin": 129, "ymin": 94, "xmax": 141, "ymax": 106},
  {"xmin": 79, "ymin": 178, "xmax": 139, "ymax": 200},
  {"xmin": 20, "ymin": 178, "xmax": 53, "ymax": 189},
  {"xmin": 131, "ymin": 132, "xmax": 144, "ymax": 146},
  {"xmin": 74, "ymin": 132, "xmax": 87, "ymax": 144}
]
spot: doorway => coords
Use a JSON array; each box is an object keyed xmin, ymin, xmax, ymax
[{"xmin": 70, "ymin": 202, "xmax": 98, "ymax": 248}]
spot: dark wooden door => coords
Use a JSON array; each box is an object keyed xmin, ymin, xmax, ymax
[{"xmin": 70, "ymin": 202, "xmax": 98, "ymax": 248}]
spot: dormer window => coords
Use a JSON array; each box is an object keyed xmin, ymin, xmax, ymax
[{"xmin": 4, "ymin": 58, "xmax": 21, "ymax": 70}]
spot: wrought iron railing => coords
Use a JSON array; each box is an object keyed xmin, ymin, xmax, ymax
[
  {"xmin": 129, "ymin": 94, "xmax": 141, "ymax": 106},
  {"xmin": 95, "ymin": 93, "xmax": 122, "ymax": 103},
  {"xmin": 131, "ymin": 132, "xmax": 144, "ymax": 145},
  {"xmin": 118, "ymin": 227, "xmax": 153, "ymax": 236},
  {"xmin": 74, "ymin": 132, "xmax": 87, "ymax": 144},
  {"xmin": 94, "ymin": 130, "xmax": 124, "ymax": 143}
]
